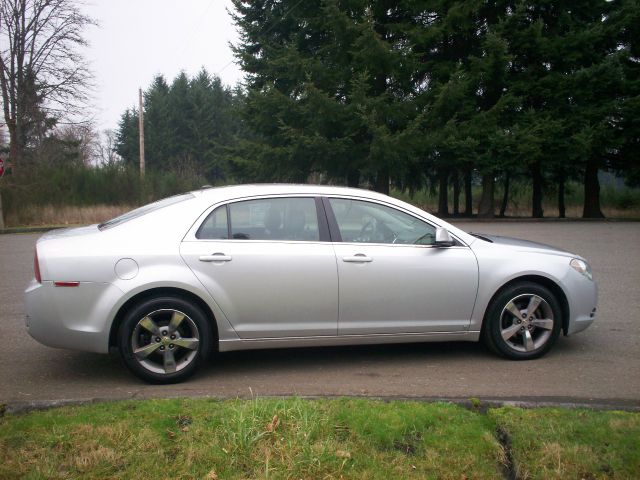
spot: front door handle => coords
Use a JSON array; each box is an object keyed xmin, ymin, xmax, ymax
[
  {"xmin": 342, "ymin": 254, "xmax": 373, "ymax": 263},
  {"xmin": 199, "ymin": 253, "xmax": 232, "ymax": 262}
]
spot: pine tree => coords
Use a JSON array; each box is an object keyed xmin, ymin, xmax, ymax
[{"xmin": 231, "ymin": 0, "xmax": 418, "ymax": 191}]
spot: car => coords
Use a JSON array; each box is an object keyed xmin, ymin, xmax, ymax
[{"xmin": 24, "ymin": 184, "xmax": 598, "ymax": 383}]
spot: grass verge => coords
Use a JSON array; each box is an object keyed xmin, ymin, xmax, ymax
[
  {"xmin": 3, "ymin": 182, "xmax": 640, "ymax": 228},
  {"xmin": 3, "ymin": 204, "xmax": 133, "ymax": 228},
  {"xmin": 488, "ymin": 407, "xmax": 640, "ymax": 479},
  {"xmin": 0, "ymin": 398, "xmax": 638, "ymax": 479}
]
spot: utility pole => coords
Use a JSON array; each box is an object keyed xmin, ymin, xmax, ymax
[{"xmin": 138, "ymin": 88, "xmax": 145, "ymax": 179}]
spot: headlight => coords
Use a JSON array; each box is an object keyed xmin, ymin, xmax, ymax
[{"xmin": 570, "ymin": 258, "xmax": 593, "ymax": 281}]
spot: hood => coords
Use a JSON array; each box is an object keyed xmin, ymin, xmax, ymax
[{"xmin": 470, "ymin": 233, "xmax": 574, "ymax": 256}]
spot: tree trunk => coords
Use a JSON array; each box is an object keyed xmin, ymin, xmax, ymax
[
  {"xmin": 558, "ymin": 171, "xmax": 566, "ymax": 218},
  {"xmin": 0, "ymin": 191, "xmax": 5, "ymax": 230},
  {"xmin": 7, "ymin": 121, "xmax": 19, "ymax": 176},
  {"xmin": 582, "ymin": 159, "xmax": 604, "ymax": 218},
  {"xmin": 464, "ymin": 168, "xmax": 473, "ymax": 216},
  {"xmin": 452, "ymin": 170, "xmax": 460, "ymax": 216},
  {"xmin": 437, "ymin": 167, "xmax": 449, "ymax": 216},
  {"xmin": 478, "ymin": 173, "xmax": 495, "ymax": 218},
  {"xmin": 499, "ymin": 172, "xmax": 510, "ymax": 218},
  {"xmin": 531, "ymin": 161, "xmax": 544, "ymax": 218},
  {"xmin": 346, "ymin": 170, "xmax": 360, "ymax": 188},
  {"xmin": 374, "ymin": 167, "xmax": 389, "ymax": 195}
]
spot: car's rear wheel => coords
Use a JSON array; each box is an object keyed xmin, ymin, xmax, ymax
[
  {"xmin": 118, "ymin": 296, "xmax": 212, "ymax": 384},
  {"xmin": 483, "ymin": 282, "xmax": 562, "ymax": 360}
]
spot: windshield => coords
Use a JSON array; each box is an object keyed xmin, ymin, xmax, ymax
[{"xmin": 98, "ymin": 193, "xmax": 195, "ymax": 230}]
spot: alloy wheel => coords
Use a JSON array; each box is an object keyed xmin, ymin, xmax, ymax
[
  {"xmin": 131, "ymin": 308, "xmax": 200, "ymax": 375},
  {"xmin": 500, "ymin": 293, "xmax": 555, "ymax": 353}
]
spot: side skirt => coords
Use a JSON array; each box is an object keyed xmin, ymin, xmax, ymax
[{"xmin": 219, "ymin": 331, "xmax": 481, "ymax": 352}]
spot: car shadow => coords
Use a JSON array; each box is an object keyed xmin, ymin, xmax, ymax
[
  {"xmin": 29, "ymin": 341, "xmax": 485, "ymax": 385},
  {"xmin": 200, "ymin": 341, "xmax": 490, "ymax": 376},
  {"xmin": 32, "ymin": 336, "xmax": 591, "ymax": 389}
]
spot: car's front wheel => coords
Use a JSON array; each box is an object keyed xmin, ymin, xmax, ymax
[
  {"xmin": 118, "ymin": 296, "xmax": 213, "ymax": 383},
  {"xmin": 483, "ymin": 282, "xmax": 562, "ymax": 359}
]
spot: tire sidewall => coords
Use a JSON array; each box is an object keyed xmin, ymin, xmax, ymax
[
  {"xmin": 485, "ymin": 282, "xmax": 562, "ymax": 360},
  {"xmin": 118, "ymin": 296, "xmax": 213, "ymax": 384}
]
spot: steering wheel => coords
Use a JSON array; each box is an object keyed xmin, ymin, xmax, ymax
[
  {"xmin": 414, "ymin": 231, "xmax": 435, "ymax": 245},
  {"xmin": 358, "ymin": 220, "xmax": 375, "ymax": 242}
]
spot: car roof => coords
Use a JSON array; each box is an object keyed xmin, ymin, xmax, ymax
[{"xmin": 191, "ymin": 183, "xmax": 395, "ymax": 202}]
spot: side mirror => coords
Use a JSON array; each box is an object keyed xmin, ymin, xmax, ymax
[{"xmin": 434, "ymin": 227, "xmax": 455, "ymax": 247}]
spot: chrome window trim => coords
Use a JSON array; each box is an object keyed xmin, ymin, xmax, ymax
[{"xmin": 183, "ymin": 192, "xmax": 469, "ymax": 248}]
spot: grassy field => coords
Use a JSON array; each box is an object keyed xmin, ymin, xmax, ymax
[
  {"xmin": 2, "ymin": 182, "xmax": 639, "ymax": 228},
  {"xmin": 0, "ymin": 398, "xmax": 638, "ymax": 479},
  {"xmin": 3, "ymin": 204, "xmax": 134, "ymax": 227},
  {"xmin": 392, "ymin": 184, "xmax": 640, "ymax": 219}
]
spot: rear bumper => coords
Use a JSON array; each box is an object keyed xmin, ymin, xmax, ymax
[{"xmin": 24, "ymin": 280, "xmax": 123, "ymax": 354}]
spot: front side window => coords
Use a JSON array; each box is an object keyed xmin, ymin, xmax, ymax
[
  {"xmin": 329, "ymin": 198, "xmax": 436, "ymax": 245},
  {"xmin": 228, "ymin": 197, "xmax": 320, "ymax": 241}
]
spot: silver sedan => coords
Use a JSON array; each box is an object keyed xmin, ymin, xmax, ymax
[{"xmin": 24, "ymin": 184, "xmax": 598, "ymax": 383}]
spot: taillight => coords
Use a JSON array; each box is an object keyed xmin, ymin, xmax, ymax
[{"xmin": 34, "ymin": 249, "xmax": 42, "ymax": 283}]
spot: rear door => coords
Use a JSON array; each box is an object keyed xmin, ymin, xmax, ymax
[
  {"xmin": 325, "ymin": 197, "xmax": 478, "ymax": 335},
  {"xmin": 180, "ymin": 196, "xmax": 338, "ymax": 339}
]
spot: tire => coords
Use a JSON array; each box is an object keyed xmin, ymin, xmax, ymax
[
  {"xmin": 482, "ymin": 281, "xmax": 562, "ymax": 360},
  {"xmin": 118, "ymin": 296, "xmax": 213, "ymax": 384}
]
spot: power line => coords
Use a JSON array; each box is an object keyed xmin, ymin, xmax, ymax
[{"xmin": 177, "ymin": 0, "xmax": 216, "ymax": 60}]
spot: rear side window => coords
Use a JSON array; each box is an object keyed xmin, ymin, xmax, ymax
[
  {"xmin": 196, "ymin": 206, "xmax": 229, "ymax": 239},
  {"xmin": 230, "ymin": 197, "xmax": 319, "ymax": 241},
  {"xmin": 196, "ymin": 197, "xmax": 320, "ymax": 241}
]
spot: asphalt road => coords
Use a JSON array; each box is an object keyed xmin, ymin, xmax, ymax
[{"xmin": 1, "ymin": 222, "xmax": 639, "ymax": 408}]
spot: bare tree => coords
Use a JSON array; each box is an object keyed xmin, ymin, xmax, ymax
[
  {"xmin": 0, "ymin": 0, "xmax": 95, "ymax": 172},
  {"xmin": 96, "ymin": 128, "xmax": 120, "ymax": 167},
  {"xmin": 52, "ymin": 122, "xmax": 96, "ymax": 165}
]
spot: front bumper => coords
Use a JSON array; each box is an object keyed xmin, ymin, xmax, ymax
[
  {"xmin": 565, "ymin": 274, "xmax": 598, "ymax": 336},
  {"xmin": 24, "ymin": 280, "xmax": 123, "ymax": 353}
]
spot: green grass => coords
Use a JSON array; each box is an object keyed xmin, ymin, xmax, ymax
[
  {"xmin": 0, "ymin": 398, "xmax": 638, "ymax": 479},
  {"xmin": 489, "ymin": 407, "xmax": 640, "ymax": 479}
]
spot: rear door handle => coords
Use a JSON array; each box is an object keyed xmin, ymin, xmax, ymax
[
  {"xmin": 342, "ymin": 254, "xmax": 372, "ymax": 263},
  {"xmin": 199, "ymin": 253, "xmax": 232, "ymax": 262}
]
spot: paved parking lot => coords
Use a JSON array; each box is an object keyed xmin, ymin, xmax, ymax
[{"xmin": 1, "ymin": 221, "xmax": 638, "ymax": 408}]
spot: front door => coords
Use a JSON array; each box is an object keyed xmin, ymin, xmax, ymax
[{"xmin": 326, "ymin": 197, "xmax": 478, "ymax": 335}]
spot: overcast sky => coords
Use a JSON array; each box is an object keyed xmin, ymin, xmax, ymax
[{"xmin": 82, "ymin": 0, "xmax": 243, "ymax": 131}]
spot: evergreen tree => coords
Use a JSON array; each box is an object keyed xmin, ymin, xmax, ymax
[
  {"xmin": 114, "ymin": 69, "xmax": 238, "ymax": 182},
  {"xmin": 115, "ymin": 108, "xmax": 139, "ymax": 167},
  {"xmin": 231, "ymin": 0, "xmax": 417, "ymax": 192},
  {"xmin": 143, "ymin": 75, "xmax": 171, "ymax": 170}
]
